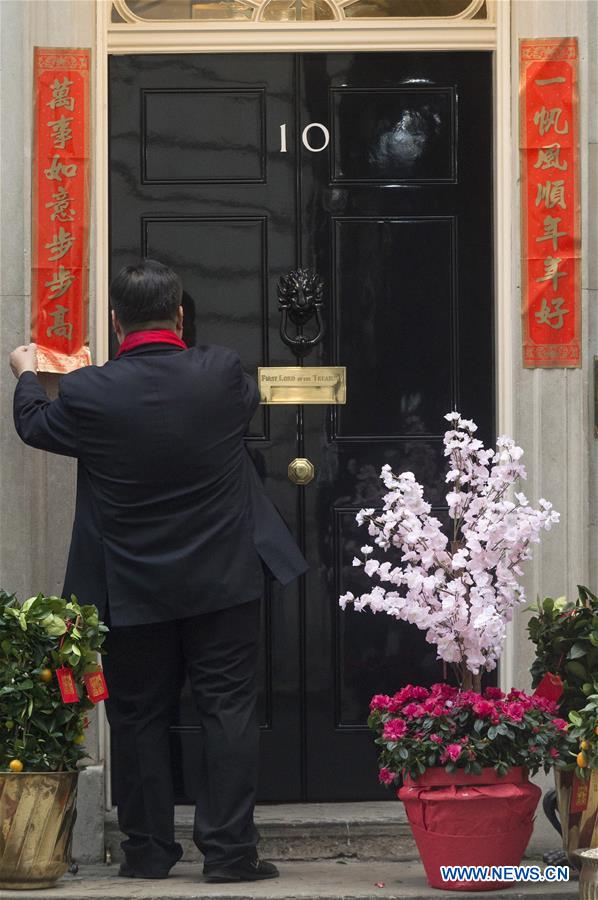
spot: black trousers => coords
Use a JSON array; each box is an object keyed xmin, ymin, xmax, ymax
[{"xmin": 103, "ymin": 598, "xmax": 261, "ymax": 872}]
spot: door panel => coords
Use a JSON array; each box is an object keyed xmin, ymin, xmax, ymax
[
  {"xmin": 109, "ymin": 51, "xmax": 494, "ymax": 803},
  {"xmin": 110, "ymin": 53, "xmax": 303, "ymax": 802},
  {"xmin": 332, "ymin": 216, "xmax": 455, "ymax": 436},
  {"xmin": 142, "ymin": 89, "xmax": 267, "ymax": 183},
  {"xmin": 298, "ymin": 52, "xmax": 493, "ymax": 798},
  {"xmin": 331, "ymin": 88, "xmax": 456, "ymax": 183}
]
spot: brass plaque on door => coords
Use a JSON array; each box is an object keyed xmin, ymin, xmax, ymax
[{"xmin": 258, "ymin": 367, "xmax": 346, "ymax": 405}]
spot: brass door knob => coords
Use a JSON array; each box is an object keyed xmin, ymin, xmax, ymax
[{"xmin": 288, "ymin": 457, "xmax": 315, "ymax": 485}]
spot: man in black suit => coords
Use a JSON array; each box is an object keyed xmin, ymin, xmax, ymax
[{"xmin": 10, "ymin": 259, "xmax": 307, "ymax": 883}]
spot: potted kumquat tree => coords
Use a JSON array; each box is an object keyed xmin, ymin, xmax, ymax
[
  {"xmin": 528, "ymin": 587, "xmax": 598, "ymax": 862},
  {"xmin": 0, "ymin": 591, "xmax": 108, "ymax": 889}
]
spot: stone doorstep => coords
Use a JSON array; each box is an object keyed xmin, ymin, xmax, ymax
[
  {"xmin": 103, "ymin": 803, "xmax": 418, "ymax": 864},
  {"xmin": 0, "ymin": 861, "xmax": 578, "ymax": 900}
]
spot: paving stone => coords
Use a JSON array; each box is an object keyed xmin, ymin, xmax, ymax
[{"xmin": 0, "ymin": 860, "xmax": 578, "ymax": 900}]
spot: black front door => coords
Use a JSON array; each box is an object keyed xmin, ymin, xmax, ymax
[{"xmin": 109, "ymin": 51, "xmax": 493, "ymax": 802}]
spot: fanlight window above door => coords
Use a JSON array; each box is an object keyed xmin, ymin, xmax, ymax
[{"xmin": 112, "ymin": 0, "xmax": 489, "ymax": 23}]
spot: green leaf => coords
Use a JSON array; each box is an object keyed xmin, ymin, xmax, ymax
[
  {"xmin": 579, "ymin": 585, "xmax": 598, "ymax": 607},
  {"xmin": 566, "ymin": 660, "xmax": 588, "ymax": 680},
  {"xmin": 567, "ymin": 643, "xmax": 587, "ymax": 660},
  {"xmin": 21, "ymin": 597, "xmax": 39, "ymax": 614}
]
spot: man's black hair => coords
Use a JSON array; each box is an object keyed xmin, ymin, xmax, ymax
[{"xmin": 110, "ymin": 259, "xmax": 183, "ymax": 327}]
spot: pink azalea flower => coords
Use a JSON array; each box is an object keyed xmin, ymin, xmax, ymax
[
  {"xmin": 382, "ymin": 718, "xmax": 408, "ymax": 741},
  {"xmin": 441, "ymin": 743, "xmax": 462, "ymax": 763},
  {"xmin": 370, "ymin": 694, "xmax": 391, "ymax": 711},
  {"xmin": 473, "ymin": 699, "xmax": 494, "ymax": 718},
  {"xmin": 532, "ymin": 695, "xmax": 557, "ymax": 713},
  {"xmin": 505, "ymin": 701, "xmax": 525, "ymax": 722},
  {"xmin": 394, "ymin": 685, "xmax": 429, "ymax": 704},
  {"xmin": 484, "ymin": 687, "xmax": 505, "ymax": 700},
  {"xmin": 431, "ymin": 683, "xmax": 458, "ymax": 700},
  {"xmin": 402, "ymin": 703, "xmax": 425, "ymax": 718},
  {"xmin": 457, "ymin": 691, "xmax": 480, "ymax": 707},
  {"xmin": 553, "ymin": 718, "xmax": 568, "ymax": 731},
  {"xmin": 549, "ymin": 747, "xmax": 560, "ymax": 759},
  {"xmin": 378, "ymin": 767, "xmax": 396, "ymax": 785},
  {"xmin": 429, "ymin": 733, "xmax": 443, "ymax": 744}
]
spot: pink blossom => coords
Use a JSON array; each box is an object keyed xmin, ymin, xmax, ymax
[
  {"xmin": 507, "ymin": 690, "xmax": 530, "ymax": 704},
  {"xmin": 484, "ymin": 687, "xmax": 505, "ymax": 700},
  {"xmin": 473, "ymin": 699, "xmax": 494, "ymax": 718},
  {"xmin": 431, "ymin": 683, "xmax": 458, "ymax": 700},
  {"xmin": 549, "ymin": 747, "xmax": 560, "ymax": 759},
  {"xmin": 553, "ymin": 718, "xmax": 568, "ymax": 731},
  {"xmin": 378, "ymin": 767, "xmax": 396, "ymax": 785},
  {"xmin": 370, "ymin": 694, "xmax": 391, "ymax": 711},
  {"xmin": 339, "ymin": 414, "xmax": 559, "ymax": 678},
  {"xmin": 456, "ymin": 691, "xmax": 481, "ymax": 707},
  {"xmin": 531, "ymin": 695, "xmax": 557, "ymax": 713},
  {"xmin": 504, "ymin": 701, "xmax": 525, "ymax": 722},
  {"xmin": 402, "ymin": 703, "xmax": 426, "ymax": 718},
  {"xmin": 441, "ymin": 743, "xmax": 462, "ymax": 763},
  {"xmin": 382, "ymin": 719, "xmax": 408, "ymax": 741},
  {"xmin": 429, "ymin": 734, "xmax": 443, "ymax": 744},
  {"xmin": 394, "ymin": 685, "xmax": 429, "ymax": 704},
  {"xmin": 423, "ymin": 698, "xmax": 448, "ymax": 717}
]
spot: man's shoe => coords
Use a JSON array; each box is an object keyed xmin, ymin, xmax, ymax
[
  {"xmin": 203, "ymin": 856, "xmax": 279, "ymax": 883},
  {"xmin": 118, "ymin": 862, "xmax": 171, "ymax": 879}
]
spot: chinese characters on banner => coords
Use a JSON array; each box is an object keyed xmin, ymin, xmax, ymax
[
  {"xmin": 32, "ymin": 48, "xmax": 91, "ymax": 373},
  {"xmin": 520, "ymin": 38, "xmax": 581, "ymax": 368}
]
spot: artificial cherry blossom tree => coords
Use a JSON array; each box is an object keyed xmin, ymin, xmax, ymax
[{"xmin": 339, "ymin": 413, "xmax": 559, "ymax": 692}]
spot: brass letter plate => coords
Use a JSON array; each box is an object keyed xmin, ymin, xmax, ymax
[{"xmin": 258, "ymin": 367, "xmax": 346, "ymax": 405}]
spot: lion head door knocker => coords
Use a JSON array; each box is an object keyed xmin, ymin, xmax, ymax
[{"xmin": 277, "ymin": 268, "xmax": 325, "ymax": 360}]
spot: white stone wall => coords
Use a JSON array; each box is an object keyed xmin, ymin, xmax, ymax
[
  {"xmin": 507, "ymin": 0, "xmax": 596, "ymax": 857},
  {"xmin": 0, "ymin": 0, "xmax": 102, "ymax": 862},
  {"xmin": 509, "ymin": 0, "xmax": 594, "ymax": 689}
]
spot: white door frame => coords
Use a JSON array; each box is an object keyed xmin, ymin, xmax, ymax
[{"xmin": 94, "ymin": 0, "xmax": 514, "ymax": 806}]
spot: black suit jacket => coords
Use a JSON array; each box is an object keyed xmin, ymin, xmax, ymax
[{"xmin": 13, "ymin": 343, "xmax": 308, "ymax": 626}]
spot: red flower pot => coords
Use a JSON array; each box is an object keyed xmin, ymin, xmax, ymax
[{"xmin": 398, "ymin": 766, "xmax": 541, "ymax": 892}]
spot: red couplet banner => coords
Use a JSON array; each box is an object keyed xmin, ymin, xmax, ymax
[
  {"xmin": 520, "ymin": 38, "xmax": 581, "ymax": 369},
  {"xmin": 32, "ymin": 47, "xmax": 91, "ymax": 373}
]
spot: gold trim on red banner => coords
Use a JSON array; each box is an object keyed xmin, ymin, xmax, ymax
[
  {"xmin": 32, "ymin": 47, "xmax": 91, "ymax": 374},
  {"xmin": 519, "ymin": 38, "xmax": 581, "ymax": 369}
]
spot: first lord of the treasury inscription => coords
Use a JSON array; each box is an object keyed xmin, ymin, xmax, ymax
[{"xmin": 258, "ymin": 366, "xmax": 347, "ymax": 405}]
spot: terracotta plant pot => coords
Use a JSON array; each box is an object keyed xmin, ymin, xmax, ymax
[
  {"xmin": 398, "ymin": 766, "xmax": 541, "ymax": 892},
  {"xmin": 0, "ymin": 771, "xmax": 78, "ymax": 890}
]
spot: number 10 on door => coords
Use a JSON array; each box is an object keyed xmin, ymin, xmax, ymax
[{"xmin": 280, "ymin": 123, "xmax": 330, "ymax": 153}]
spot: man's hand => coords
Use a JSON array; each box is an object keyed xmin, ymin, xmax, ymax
[{"xmin": 10, "ymin": 343, "xmax": 38, "ymax": 379}]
